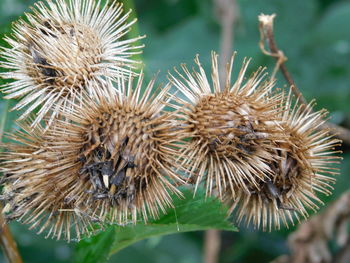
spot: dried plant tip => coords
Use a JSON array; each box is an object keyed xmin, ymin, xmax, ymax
[
  {"xmin": 0, "ymin": 76, "xmax": 184, "ymax": 241},
  {"xmin": 169, "ymin": 52, "xmax": 284, "ymax": 199},
  {"xmin": 228, "ymin": 91, "xmax": 342, "ymax": 231},
  {"xmin": 0, "ymin": 0, "xmax": 144, "ymax": 127}
]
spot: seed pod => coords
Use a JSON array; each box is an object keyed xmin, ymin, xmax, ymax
[
  {"xmin": 168, "ymin": 52, "xmax": 285, "ymax": 199},
  {"xmin": 0, "ymin": 0, "xmax": 144, "ymax": 127},
  {"xmin": 0, "ymin": 123, "xmax": 99, "ymax": 241},
  {"xmin": 0, "ymin": 76, "xmax": 184, "ymax": 241},
  {"xmin": 226, "ymin": 91, "xmax": 341, "ymax": 230}
]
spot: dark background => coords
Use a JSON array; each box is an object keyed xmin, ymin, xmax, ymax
[{"xmin": 1, "ymin": 0, "xmax": 350, "ymax": 262}]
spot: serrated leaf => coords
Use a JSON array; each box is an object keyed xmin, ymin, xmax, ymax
[{"xmin": 74, "ymin": 188, "xmax": 236, "ymax": 263}]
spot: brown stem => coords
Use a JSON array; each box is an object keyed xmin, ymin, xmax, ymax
[
  {"xmin": 272, "ymin": 191, "xmax": 350, "ymax": 263},
  {"xmin": 203, "ymin": 1, "xmax": 238, "ymax": 262},
  {"xmin": 258, "ymin": 14, "xmax": 350, "ymax": 145},
  {"xmin": 0, "ymin": 205, "xmax": 23, "ymax": 263},
  {"xmin": 258, "ymin": 14, "xmax": 306, "ymax": 105},
  {"xmin": 204, "ymin": 229, "xmax": 221, "ymax": 263},
  {"xmin": 215, "ymin": 0, "xmax": 238, "ymax": 90}
]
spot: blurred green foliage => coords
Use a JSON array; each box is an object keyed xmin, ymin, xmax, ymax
[{"xmin": 0, "ymin": 0, "xmax": 350, "ymax": 262}]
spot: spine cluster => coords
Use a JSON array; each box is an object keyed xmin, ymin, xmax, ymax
[{"xmin": 0, "ymin": 0, "xmax": 341, "ymax": 241}]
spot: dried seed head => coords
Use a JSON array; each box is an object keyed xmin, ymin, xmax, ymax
[
  {"xmin": 169, "ymin": 52, "xmax": 284, "ymax": 199},
  {"xmin": 0, "ymin": 124, "xmax": 99, "ymax": 241},
  {"xmin": 226, "ymin": 91, "xmax": 341, "ymax": 230},
  {"xmin": 0, "ymin": 0, "xmax": 144, "ymax": 126},
  {"xmin": 0, "ymin": 77, "xmax": 184, "ymax": 241}
]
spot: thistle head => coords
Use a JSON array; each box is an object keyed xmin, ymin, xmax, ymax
[
  {"xmin": 226, "ymin": 91, "xmax": 341, "ymax": 230},
  {"xmin": 1, "ymin": 0, "xmax": 144, "ymax": 126},
  {"xmin": 169, "ymin": 52, "xmax": 284, "ymax": 199},
  {"xmin": 0, "ymin": 124, "xmax": 96, "ymax": 241},
  {"xmin": 0, "ymin": 76, "xmax": 184, "ymax": 241}
]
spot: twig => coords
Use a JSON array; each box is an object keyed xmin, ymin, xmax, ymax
[
  {"xmin": 204, "ymin": 229, "xmax": 221, "ymax": 263},
  {"xmin": 258, "ymin": 14, "xmax": 306, "ymax": 105},
  {"xmin": 0, "ymin": 205, "xmax": 23, "ymax": 263},
  {"xmin": 203, "ymin": 1, "xmax": 238, "ymax": 262},
  {"xmin": 326, "ymin": 122, "xmax": 350, "ymax": 147},
  {"xmin": 258, "ymin": 13, "xmax": 350, "ymax": 145},
  {"xmin": 215, "ymin": 0, "xmax": 238, "ymax": 90},
  {"xmin": 272, "ymin": 191, "xmax": 350, "ymax": 263}
]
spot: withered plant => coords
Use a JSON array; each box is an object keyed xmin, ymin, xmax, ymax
[
  {"xmin": 169, "ymin": 52, "xmax": 285, "ymax": 200},
  {"xmin": 0, "ymin": 0, "xmax": 144, "ymax": 127},
  {"xmin": 169, "ymin": 52, "xmax": 341, "ymax": 230},
  {"xmin": 0, "ymin": 0, "xmax": 343, "ymax": 255},
  {"xmin": 227, "ymin": 91, "xmax": 341, "ymax": 230},
  {"xmin": 0, "ymin": 76, "xmax": 185, "ymax": 241}
]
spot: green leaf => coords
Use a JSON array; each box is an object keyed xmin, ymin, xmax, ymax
[
  {"xmin": 74, "ymin": 189, "xmax": 236, "ymax": 263},
  {"xmin": 74, "ymin": 227, "xmax": 116, "ymax": 263}
]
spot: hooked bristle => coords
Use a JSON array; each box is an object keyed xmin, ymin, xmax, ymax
[
  {"xmin": 0, "ymin": 76, "xmax": 185, "ymax": 241},
  {"xmin": 169, "ymin": 52, "xmax": 341, "ymax": 230},
  {"xmin": 0, "ymin": 0, "xmax": 144, "ymax": 127},
  {"xmin": 226, "ymin": 90, "xmax": 341, "ymax": 230},
  {"xmin": 169, "ymin": 52, "xmax": 285, "ymax": 199}
]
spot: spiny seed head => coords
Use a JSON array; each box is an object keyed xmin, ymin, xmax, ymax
[
  {"xmin": 0, "ymin": 0, "xmax": 144, "ymax": 127},
  {"xmin": 0, "ymin": 77, "xmax": 184, "ymax": 241},
  {"xmin": 0, "ymin": 124, "xmax": 99, "ymax": 241},
  {"xmin": 226, "ymin": 91, "xmax": 341, "ymax": 231},
  {"xmin": 169, "ymin": 52, "xmax": 285, "ymax": 199}
]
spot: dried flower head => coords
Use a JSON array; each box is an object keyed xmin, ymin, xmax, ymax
[
  {"xmin": 0, "ymin": 123, "xmax": 101, "ymax": 241},
  {"xmin": 169, "ymin": 52, "xmax": 284, "ymax": 199},
  {"xmin": 0, "ymin": 0, "xmax": 144, "ymax": 126},
  {"xmin": 226, "ymin": 91, "xmax": 341, "ymax": 230},
  {"xmin": 0, "ymin": 77, "xmax": 184, "ymax": 241}
]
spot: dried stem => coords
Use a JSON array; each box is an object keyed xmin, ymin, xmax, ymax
[
  {"xmin": 215, "ymin": 0, "xmax": 238, "ymax": 89},
  {"xmin": 272, "ymin": 191, "xmax": 350, "ymax": 263},
  {"xmin": 204, "ymin": 229, "xmax": 221, "ymax": 263},
  {"xmin": 203, "ymin": 1, "xmax": 238, "ymax": 262},
  {"xmin": 258, "ymin": 13, "xmax": 350, "ymax": 145},
  {"xmin": 0, "ymin": 101, "xmax": 23, "ymax": 263},
  {"xmin": 0, "ymin": 205, "xmax": 23, "ymax": 263}
]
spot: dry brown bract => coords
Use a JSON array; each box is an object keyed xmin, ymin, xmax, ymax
[
  {"xmin": 0, "ymin": 0, "xmax": 144, "ymax": 127},
  {"xmin": 0, "ymin": 76, "xmax": 184, "ymax": 241}
]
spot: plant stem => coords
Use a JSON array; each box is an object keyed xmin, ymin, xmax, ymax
[
  {"xmin": 203, "ymin": 1, "xmax": 239, "ymax": 262},
  {"xmin": 204, "ymin": 229, "xmax": 221, "ymax": 263},
  {"xmin": 258, "ymin": 14, "xmax": 350, "ymax": 145},
  {"xmin": 272, "ymin": 191, "xmax": 350, "ymax": 263},
  {"xmin": 0, "ymin": 100, "xmax": 23, "ymax": 263},
  {"xmin": 215, "ymin": 0, "xmax": 238, "ymax": 90},
  {"xmin": 0, "ymin": 204, "xmax": 23, "ymax": 263}
]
